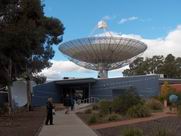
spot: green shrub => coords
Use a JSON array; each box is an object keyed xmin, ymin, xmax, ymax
[
  {"xmin": 153, "ymin": 96, "xmax": 164, "ymax": 103},
  {"xmin": 88, "ymin": 114, "xmax": 97, "ymax": 124},
  {"xmin": 92, "ymin": 104, "xmax": 99, "ymax": 110},
  {"xmin": 99, "ymin": 100, "xmax": 112, "ymax": 115},
  {"xmin": 84, "ymin": 109, "xmax": 92, "ymax": 114},
  {"xmin": 106, "ymin": 113, "xmax": 121, "ymax": 121},
  {"xmin": 153, "ymin": 127, "xmax": 175, "ymax": 136},
  {"xmin": 123, "ymin": 128, "xmax": 143, "ymax": 136},
  {"xmin": 127, "ymin": 104, "xmax": 151, "ymax": 118},
  {"xmin": 177, "ymin": 105, "xmax": 181, "ymax": 116},
  {"xmin": 112, "ymin": 90, "xmax": 143, "ymax": 114},
  {"xmin": 145, "ymin": 98, "xmax": 163, "ymax": 111}
]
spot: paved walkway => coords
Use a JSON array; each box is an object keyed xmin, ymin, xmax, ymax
[
  {"xmin": 38, "ymin": 110, "xmax": 98, "ymax": 136},
  {"xmin": 90, "ymin": 111, "xmax": 176, "ymax": 130}
]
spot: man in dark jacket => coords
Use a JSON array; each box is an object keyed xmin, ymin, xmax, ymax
[
  {"xmin": 45, "ymin": 97, "xmax": 54, "ymax": 125},
  {"xmin": 64, "ymin": 94, "xmax": 71, "ymax": 114}
]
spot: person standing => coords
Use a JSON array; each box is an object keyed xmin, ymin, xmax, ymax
[{"xmin": 45, "ymin": 97, "xmax": 54, "ymax": 125}]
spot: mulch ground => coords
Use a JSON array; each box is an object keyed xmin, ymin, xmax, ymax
[
  {"xmin": 0, "ymin": 107, "xmax": 46, "ymax": 136},
  {"xmin": 96, "ymin": 116, "xmax": 181, "ymax": 136}
]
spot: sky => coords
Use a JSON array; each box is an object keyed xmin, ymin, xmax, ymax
[{"xmin": 42, "ymin": 0, "xmax": 181, "ymax": 80}]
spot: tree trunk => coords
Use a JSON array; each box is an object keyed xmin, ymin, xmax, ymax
[
  {"xmin": 7, "ymin": 58, "xmax": 13, "ymax": 114},
  {"xmin": 164, "ymin": 99, "xmax": 167, "ymax": 108},
  {"xmin": 7, "ymin": 85, "xmax": 12, "ymax": 115},
  {"xmin": 26, "ymin": 79, "xmax": 32, "ymax": 111}
]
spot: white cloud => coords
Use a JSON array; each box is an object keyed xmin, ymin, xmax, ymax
[
  {"xmin": 118, "ymin": 16, "xmax": 139, "ymax": 24},
  {"xmin": 102, "ymin": 15, "xmax": 117, "ymax": 21},
  {"xmin": 41, "ymin": 60, "xmax": 91, "ymax": 81},
  {"xmin": 102, "ymin": 16, "xmax": 111, "ymax": 20},
  {"xmin": 123, "ymin": 25, "xmax": 181, "ymax": 58},
  {"xmin": 42, "ymin": 24, "xmax": 181, "ymax": 80}
]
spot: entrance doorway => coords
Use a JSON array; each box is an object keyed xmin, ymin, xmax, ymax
[{"xmin": 62, "ymin": 84, "xmax": 89, "ymax": 101}]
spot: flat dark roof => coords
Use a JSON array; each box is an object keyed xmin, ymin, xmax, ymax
[
  {"xmin": 55, "ymin": 78, "xmax": 96, "ymax": 85},
  {"xmin": 159, "ymin": 78, "xmax": 181, "ymax": 84}
]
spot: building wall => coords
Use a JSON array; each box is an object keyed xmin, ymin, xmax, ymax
[
  {"xmin": 32, "ymin": 75, "xmax": 160, "ymax": 106},
  {"xmin": 32, "ymin": 81, "xmax": 61, "ymax": 106},
  {"xmin": 90, "ymin": 75, "xmax": 160, "ymax": 100}
]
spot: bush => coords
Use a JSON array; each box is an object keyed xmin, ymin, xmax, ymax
[
  {"xmin": 127, "ymin": 104, "xmax": 151, "ymax": 118},
  {"xmin": 84, "ymin": 109, "xmax": 92, "ymax": 114},
  {"xmin": 145, "ymin": 98, "xmax": 163, "ymax": 111},
  {"xmin": 123, "ymin": 128, "xmax": 143, "ymax": 136},
  {"xmin": 153, "ymin": 127, "xmax": 175, "ymax": 136},
  {"xmin": 177, "ymin": 105, "xmax": 181, "ymax": 116},
  {"xmin": 112, "ymin": 90, "xmax": 143, "ymax": 114},
  {"xmin": 99, "ymin": 100, "xmax": 112, "ymax": 115},
  {"xmin": 106, "ymin": 113, "xmax": 121, "ymax": 121},
  {"xmin": 92, "ymin": 104, "xmax": 99, "ymax": 110},
  {"xmin": 88, "ymin": 114, "xmax": 97, "ymax": 124}
]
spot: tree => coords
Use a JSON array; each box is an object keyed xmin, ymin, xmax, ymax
[
  {"xmin": 148, "ymin": 55, "xmax": 164, "ymax": 74},
  {"xmin": 0, "ymin": 0, "xmax": 64, "ymax": 111},
  {"xmin": 160, "ymin": 81, "xmax": 173, "ymax": 99},
  {"xmin": 175, "ymin": 57, "xmax": 181, "ymax": 78},
  {"xmin": 160, "ymin": 81, "xmax": 175, "ymax": 108},
  {"xmin": 123, "ymin": 57, "xmax": 149, "ymax": 76},
  {"xmin": 161, "ymin": 54, "xmax": 178, "ymax": 78},
  {"xmin": 123, "ymin": 54, "xmax": 181, "ymax": 78},
  {"xmin": 33, "ymin": 74, "xmax": 47, "ymax": 84}
]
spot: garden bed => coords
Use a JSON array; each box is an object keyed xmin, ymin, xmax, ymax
[
  {"xmin": 77, "ymin": 111, "xmax": 128, "ymax": 125},
  {"xmin": 96, "ymin": 116, "xmax": 181, "ymax": 136},
  {"xmin": 0, "ymin": 107, "xmax": 46, "ymax": 136}
]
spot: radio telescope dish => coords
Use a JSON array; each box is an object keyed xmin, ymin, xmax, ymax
[{"xmin": 59, "ymin": 21, "xmax": 147, "ymax": 78}]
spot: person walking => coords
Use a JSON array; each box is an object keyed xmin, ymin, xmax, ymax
[
  {"xmin": 45, "ymin": 97, "xmax": 54, "ymax": 125},
  {"xmin": 70, "ymin": 95, "xmax": 75, "ymax": 111},
  {"xmin": 64, "ymin": 94, "xmax": 71, "ymax": 114}
]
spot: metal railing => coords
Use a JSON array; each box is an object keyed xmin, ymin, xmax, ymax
[{"xmin": 77, "ymin": 97, "xmax": 100, "ymax": 104}]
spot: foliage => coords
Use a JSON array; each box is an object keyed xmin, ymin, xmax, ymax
[
  {"xmin": 99, "ymin": 100, "xmax": 112, "ymax": 115},
  {"xmin": 92, "ymin": 103, "xmax": 99, "ymax": 110},
  {"xmin": 0, "ymin": 0, "xmax": 64, "ymax": 86},
  {"xmin": 145, "ymin": 98, "xmax": 163, "ymax": 111},
  {"xmin": 112, "ymin": 89, "xmax": 143, "ymax": 114},
  {"xmin": 177, "ymin": 105, "xmax": 181, "ymax": 116},
  {"xmin": 123, "ymin": 54, "xmax": 181, "ymax": 79},
  {"xmin": 127, "ymin": 104, "xmax": 151, "ymax": 118},
  {"xmin": 160, "ymin": 81, "xmax": 174, "ymax": 99},
  {"xmin": 106, "ymin": 113, "xmax": 121, "ymax": 121},
  {"xmin": 88, "ymin": 114, "xmax": 97, "ymax": 124},
  {"xmin": 123, "ymin": 55, "xmax": 164, "ymax": 76},
  {"xmin": 153, "ymin": 127, "xmax": 175, "ymax": 136},
  {"xmin": 84, "ymin": 109, "xmax": 92, "ymax": 114},
  {"xmin": 153, "ymin": 96, "xmax": 165, "ymax": 103},
  {"xmin": 161, "ymin": 54, "xmax": 178, "ymax": 78},
  {"xmin": 122, "ymin": 128, "xmax": 143, "ymax": 136},
  {"xmin": 32, "ymin": 74, "xmax": 46, "ymax": 84}
]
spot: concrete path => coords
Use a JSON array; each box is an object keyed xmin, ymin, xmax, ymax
[{"xmin": 38, "ymin": 110, "xmax": 97, "ymax": 136}]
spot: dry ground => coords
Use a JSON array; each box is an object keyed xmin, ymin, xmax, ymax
[{"xmin": 0, "ymin": 107, "xmax": 46, "ymax": 136}]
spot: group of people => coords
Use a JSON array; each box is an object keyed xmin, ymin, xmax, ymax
[
  {"xmin": 45, "ymin": 94, "xmax": 76, "ymax": 125},
  {"xmin": 64, "ymin": 94, "xmax": 75, "ymax": 114}
]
